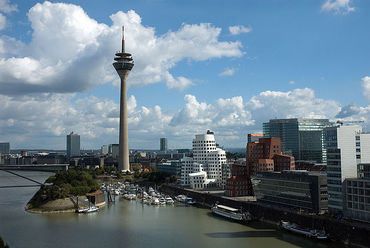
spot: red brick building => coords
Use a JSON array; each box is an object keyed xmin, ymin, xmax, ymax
[
  {"xmin": 273, "ymin": 154, "xmax": 295, "ymax": 171},
  {"xmin": 256, "ymin": 158, "xmax": 274, "ymax": 172},
  {"xmin": 246, "ymin": 138, "xmax": 282, "ymax": 175},
  {"xmin": 225, "ymin": 164, "xmax": 254, "ymax": 197}
]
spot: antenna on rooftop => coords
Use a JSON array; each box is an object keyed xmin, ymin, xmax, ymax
[{"xmin": 122, "ymin": 25, "xmax": 125, "ymax": 53}]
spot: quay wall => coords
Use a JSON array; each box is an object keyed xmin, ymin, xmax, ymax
[{"xmin": 161, "ymin": 185, "xmax": 370, "ymax": 248}]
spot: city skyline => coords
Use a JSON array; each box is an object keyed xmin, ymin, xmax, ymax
[{"xmin": 1, "ymin": 0, "xmax": 370, "ymax": 149}]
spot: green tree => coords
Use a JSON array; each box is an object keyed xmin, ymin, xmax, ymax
[
  {"xmin": 0, "ymin": 235, "xmax": 10, "ymax": 248},
  {"xmin": 131, "ymin": 163, "xmax": 142, "ymax": 172}
]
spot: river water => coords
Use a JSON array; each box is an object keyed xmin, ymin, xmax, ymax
[{"xmin": 0, "ymin": 171, "xmax": 342, "ymax": 248}]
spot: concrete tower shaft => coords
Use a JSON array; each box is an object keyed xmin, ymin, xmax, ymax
[{"xmin": 113, "ymin": 26, "xmax": 134, "ymax": 172}]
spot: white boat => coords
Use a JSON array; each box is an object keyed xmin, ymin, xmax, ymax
[
  {"xmin": 159, "ymin": 197, "xmax": 166, "ymax": 205},
  {"xmin": 76, "ymin": 206, "xmax": 99, "ymax": 213},
  {"xmin": 175, "ymin": 195, "xmax": 187, "ymax": 202},
  {"xmin": 151, "ymin": 197, "xmax": 160, "ymax": 205},
  {"xmin": 211, "ymin": 204, "xmax": 251, "ymax": 221},
  {"xmin": 165, "ymin": 197, "xmax": 174, "ymax": 204},
  {"xmin": 280, "ymin": 221, "xmax": 328, "ymax": 239},
  {"xmin": 126, "ymin": 193, "xmax": 137, "ymax": 200},
  {"xmin": 186, "ymin": 197, "xmax": 195, "ymax": 205}
]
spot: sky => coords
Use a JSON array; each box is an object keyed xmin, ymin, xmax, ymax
[{"xmin": 0, "ymin": 0, "xmax": 370, "ymax": 150}]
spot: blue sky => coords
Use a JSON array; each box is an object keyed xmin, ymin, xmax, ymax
[{"xmin": 0, "ymin": 0, "xmax": 369, "ymax": 150}]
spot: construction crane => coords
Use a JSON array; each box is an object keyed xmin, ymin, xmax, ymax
[{"xmin": 336, "ymin": 120, "xmax": 364, "ymax": 126}]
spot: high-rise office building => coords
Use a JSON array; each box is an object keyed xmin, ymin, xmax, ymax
[
  {"xmin": 160, "ymin": 138, "xmax": 168, "ymax": 152},
  {"xmin": 66, "ymin": 132, "xmax": 80, "ymax": 159},
  {"xmin": 263, "ymin": 118, "xmax": 334, "ymax": 163},
  {"xmin": 111, "ymin": 144, "xmax": 119, "ymax": 159},
  {"xmin": 0, "ymin": 142, "xmax": 10, "ymax": 154},
  {"xmin": 324, "ymin": 125, "xmax": 370, "ymax": 214},
  {"xmin": 101, "ymin": 145, "xmax": 108, "ymax": 155}
]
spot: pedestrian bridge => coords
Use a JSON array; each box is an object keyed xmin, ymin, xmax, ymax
[
  {"xmin": 0, "ymin": 164, "xmax": 67, "ymax": 189},
  {"xmin": 0, "ymin": 164, "xmax": 68, "ymax": 173}
]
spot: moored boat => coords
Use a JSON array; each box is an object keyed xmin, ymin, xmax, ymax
[
  {"xmin": 165, "ymin": 196, "xmax": 174, "ymax": 204},
  {"xmin": 279, "ymin": 221, "xmax": 328, "ymax": 240},
  {"xmin": 211, "ymin": 204, "xmax": 252, "ymax": 222},
  {"xmin": 76, "ymin": 205, "xmax": 99, "ymax": 213}
]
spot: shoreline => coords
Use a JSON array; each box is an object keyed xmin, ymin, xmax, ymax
[
  {"xmin": 25, "ymin": 196, "xmax": 106, "ymax": 214},
  {"xmin": 161, "ymin": 184, "xmax": 370, "ymax": 248}
]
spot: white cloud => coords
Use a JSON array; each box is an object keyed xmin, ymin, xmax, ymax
[
  {"xmin": 0, "ymin": 2, "xmax": 244, "ymax": 95},
  {"xmin": 321, "ymin": 0, "xmax": 355, "ymax": 14},
  {"xmin": 247, "ymin": 88, "xmax": 341, "ymax": 123},
  {"xmin": 289, "ymin": 80, "xmax": 295, "ymax": 85},
  {"xmin": 229, "ymin": 25, "xmax": 252, "ymax": 35},
  {"xmin": 362, "ymin": 76, "xmax": 370, "ymax": 101},
  {"xmin": 0, "ymin": 0, "xmax": 17, "ymax": 14},
  {"xmin": 0, "ymin": 13, "xmax": 5, "ymax": 30},
  {"xmin": 4, "ymin": 87, "xmax": 370, "ymax": 149},
  {"xmin": 219, "ymin": 68, "xmax": 235, "ymax": 76},
  {"xmin": 0, "ymin": 35, "xmax": 25, "ymax": 55}
]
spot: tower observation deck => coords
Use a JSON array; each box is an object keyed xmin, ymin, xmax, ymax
[{"xmin": 113, "ymin": 26, "xmax": 134, "ymax": 172}]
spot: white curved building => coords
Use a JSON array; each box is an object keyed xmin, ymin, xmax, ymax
[{"xmin": 181, "ymin": 130, "xmax": 227, "ymax": 188}]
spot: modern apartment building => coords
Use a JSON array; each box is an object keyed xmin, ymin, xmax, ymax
[
  {"xmin": 263, "ymin": 118, "xmax": 333, "ymax": 163},
  {"xmin": 324, "ymin": 125, "xmax": 370, "ymax": 214}
]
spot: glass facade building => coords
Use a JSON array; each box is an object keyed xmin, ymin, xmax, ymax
[
  {"xmin": 160, "ymin": 138, "xmax": 168, "ymax": 152},
  {"xmin": 255, "ymin": 170, "xmax": 328, "ymax": 213},
  {"xmin": 263, "ymin": 118, "xmax": 334, "ymax": 163}
]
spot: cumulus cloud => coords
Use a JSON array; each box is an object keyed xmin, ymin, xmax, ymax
[
  {"xmin": 219, "ymin": 68, "xmax": 235, "ymax": 76},
  {"xmin": 0, "ymin": 2, "xmax": 243, "ymax": 95},
  {"xmin": 362, "ymin": 76, "xmax": 370, "ymax": 101},
  {"xmin": 335, "ymin": 103, "xmax": 361, "ymax": 118},
  {"xmin": 321, "ymin": 0, "xmax": 355, "ymax": 14},
  {"xmin": 229, "ymin": 25, "xmax": 252, "ymax": 35},
  {"xmin": 0, "ymin": 0, "xmax": 17, "ymax": 14},
  {"xmin": 247, "ymin": 88, "xmax": 341, "ymax": 124},
  {"xmin": 3, "ymin": 87, "xmax": 369, "ymax": 149}
]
